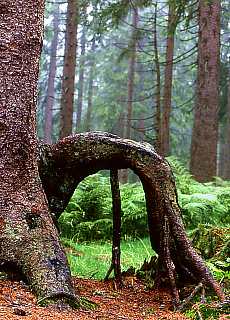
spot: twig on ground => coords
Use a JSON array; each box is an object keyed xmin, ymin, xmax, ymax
[{"xmin": 178, "ymin": 282, "xmax": 203, "ymax": 311}]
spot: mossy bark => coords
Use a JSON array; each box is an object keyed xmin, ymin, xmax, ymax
[{"xmin": 39, "ymin": 132, "xmax": 225, "ymax": 304}]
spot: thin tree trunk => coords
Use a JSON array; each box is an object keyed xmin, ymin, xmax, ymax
[
  {"xmin": 160, "ymin": 4, "xmax": 176, "ymax": 157},
  {"xmin": 217, "ymin": 136, "xmax": 225, "ymax": 178},
  {"xmin": 153, "ymin": 3, "xmax": 161, "ymax": 153},
  {"xmin": 105, "ymin": 169, "xmax": 122, "ymax": 287},
  {"xmin": 220, "ymin": 69, "xmax": 230, "ymax": 179},
  {"xmin": 190, "ymin": 0, "xmax": 220, "ymax": 182},
  {"xmin": 0, "ymin": 0, "xmax": 77, "ymax": 306},
  {"xmin": 125, "ymin": 8, "xmax": 138, "ymax": 140},
  {"xmin": 121, "ymin": 8, "xmax": 138, "ymax": 183},
  {"xmin": 43, "ymin": 4, "xmax": 59, "ymax": 143},
  {"xmin": 135, "ymin": 44, "xmax": 146, "ymax": 142},
  {"xmin": 85, "ymin": 37, "xmax": 96, "ymax": 132},
  {"xmin": 59, "ymin": 0, "xmax": 78, "ymax": 138},
  {"xmin": 76, "ymin": 25, "xmax": 86, "ymax": 132}
]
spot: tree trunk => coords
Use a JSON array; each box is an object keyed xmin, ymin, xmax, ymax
[
  {"xmin": 125, "ymin": 8, "xmax": 138, "ymax": 140},
  {"xmin": 43, "ymin": 4, "xmax": 60, "ymax": 144},
  {"xmin": 153, "ymin": 3, "xmax": 161, "ymax": 153},
  {"xmin": 137, "ymin": 113, "xmax": 146, "ymax": 141},
  {"xmin": 39, "ymin": 132, "xmax": 225, "ymax": 304},
  {"xmin": 59, "ymin": 0, "xmax": 78, "ymax": 139},
  {"xmin": 76, "ymin": 25, "xmax": 86, "ymax": 132},
  {"xmin": 85, "ymin": 37, "xmax": 96, "ymax": 132},
  {"xmin": 160, "ymin": 4, "xmax": 176, "ymax": 157},
  {"xmin": 121, "ymin": 8, "xmax": 138, "ymax": 183},
  {"xmin": 0, "ymin": 0, "xmax": 77, "ymax": 305},
  {"xmin": 105, "ymin": 169, "xmax": 122, "ymax": 287},
  {"xmin": 135, "ymin": 47, "xmax": 146, "ymax": 142},
  {"xmin": 219, "ymin": 68, "xmax": 230, "ymax": 179},
  {"xmin": 190, "ymin": 0, "xmax": 220, "ymax": 182}
]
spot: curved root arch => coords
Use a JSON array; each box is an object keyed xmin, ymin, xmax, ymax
[{"xmin": 39, "ymin": 132, "xmax": 224, "ymax": 303}]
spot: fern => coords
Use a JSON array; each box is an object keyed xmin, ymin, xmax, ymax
[
  {"xmin": 59, "ymin": 164, "xmax": 230, "ymax": 241},
  {"xmin": 166, "ymin": 156, "xmax": 197, "ymax": 194}
]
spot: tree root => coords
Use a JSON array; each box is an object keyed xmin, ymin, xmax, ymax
[
  {"xmin": 178, "ymin": 282, "xmax": 203, "ymax": 311},
  {"xmin": 38, "ymin": 132, "xmax": 225, "ymax": 304},
  {"xmin": 38, "ymin": 293, "xmax": 97, "ymax": 310}
]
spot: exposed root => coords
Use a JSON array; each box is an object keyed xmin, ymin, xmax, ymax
[
  {"xmin": 178, "ymin": 282, "xmax": 203, "ymax": 311},
  {"xmin": 37, "ymin": 293, "xmax": 97, "ymax": 310},
  {"xmin": 38, "ymin": 132, "xmax": 225, "ymax": 304}
]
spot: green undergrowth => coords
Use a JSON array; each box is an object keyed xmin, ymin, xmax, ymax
[
  {"xmin": 59, "ymin": 157, "xmax": 230, "ymax": 316},
  {"xmin": 62, "ymin": 237, "xmax": 154, "ymax": 280},
  {"xmin": 184, "ymin": 302, "xmax": 230, "ymax": 320},
  {"xmin": 62, "ymin": 235, "xmax": 229, "ymax": 289},
  {"xmin": 58, "ymin": 158, "xmax": 230, "ymax": 242},
  {"xmin": 58, "ymin": 174, "xmax": 147, "ymax": 241}
]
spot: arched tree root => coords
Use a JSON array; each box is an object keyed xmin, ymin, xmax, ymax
[{"xmin": 38, "ymin": 132, "xmax": 225, "ymax": 305}]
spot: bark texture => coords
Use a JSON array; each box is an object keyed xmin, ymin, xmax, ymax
[
  {"xmin": 59, "ymin": 0, "xmax": 78, "ymax": 138},
  {"xmin": 0, "ymin": 0, "xmax": 77, "ymax": 305},
  {"xmin": 190, "ymin": 0, "xmax": 220, "ymax": 182},
  {"xmin": 38, "ymin": 132, "xmax": 224, "ymax": 304},
  {"xmin": 43, "ymin": 4, "xmax": 59, "ymax": 144}
]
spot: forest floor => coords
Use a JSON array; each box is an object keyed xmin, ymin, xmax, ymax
[{"xmin": 0, "ymin": 277, "xmax": 228, "ymax": 320}]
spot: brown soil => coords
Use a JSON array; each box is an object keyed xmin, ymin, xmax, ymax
[{"xmin": 0, "ymin": 277, "xmax": 228, "ymax": 320}]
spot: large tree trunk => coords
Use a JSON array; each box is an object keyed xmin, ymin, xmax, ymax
[
  {"xmin": 160, "ymin": 4, "xmax": 176, "ymax": 157},
  {"xmin": 59, "ymin": 0, "xmax": 78, "ymax": 139},
  {"xmin": 190, "ymin": 0, "xmax": 220, "ymax": 182},
  {"xmin": 0, "ymin": 0, "xmax": 77, "ymax": 305},
  {"xmin": 39, "ymin": 132, "xmax": 224, "ymax": 304},
  {"xmin": 43, "ymin": 4, "xmax": 60, "ymax": 144}
]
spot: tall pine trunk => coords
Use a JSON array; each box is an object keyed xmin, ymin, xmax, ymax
[
  {"xmin": 121, "ymin": 8, "xmax": 138, "ymax": 183},
  {"xmin": 160, "ymin": 4, "xmax": 176, "ymax": 157},
  {"xmin": 190, "ymin": 0, "xmax": 220, "ymax": 182},
  {"xmin": 76, "ymin": 25, "xmax": 86, "ymax": 132},
  {"xmin": 59, "ymin": 0, "xmax": 78, "ymax": 138},
  {"xmin": 85, "ymin": 37, "xmax": 96, "ymax": 132},
  {"xmin": 153, "ymin": 3, "xmax": 161, "ymax": 153},
  {"xmin": 136, "ymin": 60, "xmax": 146, "ymax": 141},
  {"xmin": 219, "ymin": 69, "xmax": 230, "ymax": 179},
  {"xmin": 125, "ymin": 8, "xmax": 138, "ymax": 140},
  {"xmin": 43, "ymin": 4, "xmax": 59, "ymax": 143}
]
